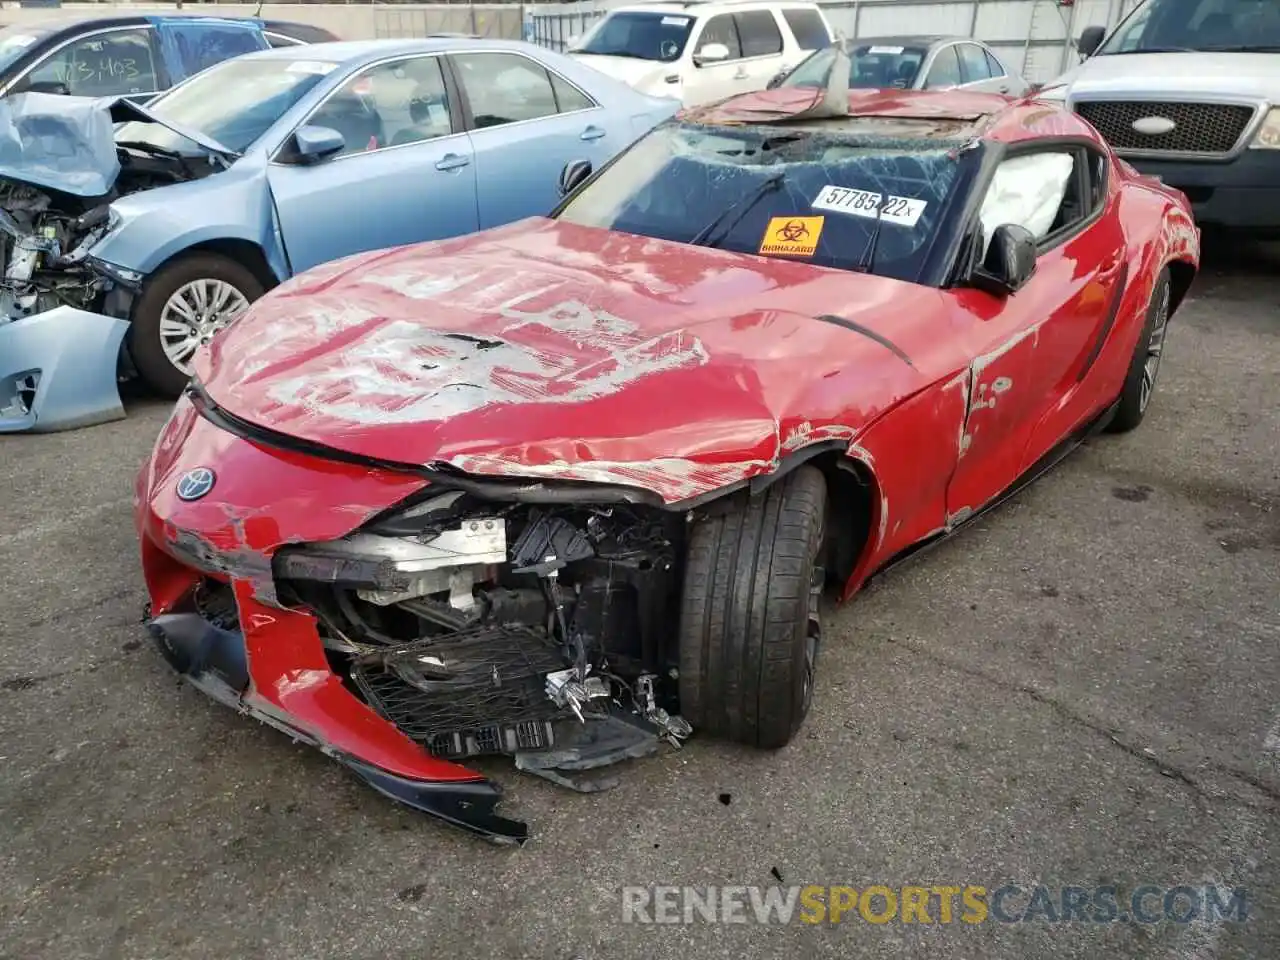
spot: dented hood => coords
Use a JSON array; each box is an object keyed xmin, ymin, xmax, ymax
[
  {"xmin": 198, "ymin": 219, "xmax": 945, "ymax": 501},
  {"xmin": 0, "ymin": 93, "xmax": 236, "ymax": 198}
]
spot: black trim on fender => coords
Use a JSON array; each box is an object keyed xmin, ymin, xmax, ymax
[
  {"xmin": 813, "ymin": 315, "xmax": 915, "ymax": 368},
  {"xmin": 1076, "ymin": 259, "xmax": 1129, "ymax": 382}
]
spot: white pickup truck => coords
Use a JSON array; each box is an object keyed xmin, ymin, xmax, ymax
[{"xmin": 1038, "ymin": 0, "xmax": 1280, "ymax": 231}]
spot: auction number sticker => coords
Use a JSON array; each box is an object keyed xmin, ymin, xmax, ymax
[
  {"xmin": 759, "ymin": 216, "xmax": 824, "ymax": 257},
  {"xmin": 811, "ymin": 186, "xmax": 928, "ymax": 227}
]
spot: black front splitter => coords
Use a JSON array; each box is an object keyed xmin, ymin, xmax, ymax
[{"xmin": 144, "ymin": 611, "xmax": 530, "ymax": 845}]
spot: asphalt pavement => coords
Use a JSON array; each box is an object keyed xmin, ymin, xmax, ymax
[{"xmin": 1, "ymin": 241, "xmax": 1277, "ymax": 960}]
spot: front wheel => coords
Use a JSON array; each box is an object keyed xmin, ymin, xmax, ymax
[
  {"xmin": 129, "ymin": 253, "xmax": 265, "ymax": 398},
  {"xmin": 678, "ymin": 465, "xmax": 827, "ymax": 749}
]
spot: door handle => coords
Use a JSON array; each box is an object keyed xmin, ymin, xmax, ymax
[
  {"xmin": 733, "ymin": 67, "xmax": 748, "ymax": 79},
  {"xmin": 435, "ymin": 153, "xmax": 470, "ymax": 172},
  {"xmin": 580, "ymin": 125, "xmax": 606, "ymax": 141},
  {"xmin": 999, "ymin": 84, "xmax": 1011, "ymax": 94}
]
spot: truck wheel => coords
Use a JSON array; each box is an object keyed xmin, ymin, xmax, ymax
[
  {"xmin": 130, "ymin": 253, "xmax": 265, "ymax": 398},
  {"xmin": 678, "ymin": 465, "xmax": 827, "ymax": 749},
  {"xmin": 1107, "ymin": 267, "xmax": 1171, "ymax": 434}
]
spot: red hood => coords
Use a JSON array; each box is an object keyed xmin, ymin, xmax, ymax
[{"xmin": 199, "ymin": 219, "xmax": 953, "ymax": 502}]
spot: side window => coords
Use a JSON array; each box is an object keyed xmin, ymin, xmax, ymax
[
  {"xmin": 549, "ymin": 71, "xmax": 595, "ymax": 113},
  {"xmin": 310, "ymin": 55, "xmax": 453, "ymax": 157},
  {"xmin": 985, "ymin": 48, "xmax": 1006, "ymax": 77},
  {"xmin": 923, "ymin": 46, "xmax": 962, "ymax": 89},
  {"xmin": 26, "ymin": 28, "xmax": 159, "ymax": 96},
  {"xmin": 452, "ymin": 52, "xmax": 559, "ymax": 128},
  {"xmin": 168, "ymin": 24, "xmax": 264, "ymax": 78},
  {"xmin": 957, "ymin": 43, "xmax": 992, "ymax": 83},
  {"xmin": 696, "ymin": 14, "xmax": 742, "ymax": 60},
  {"xmin": 734, "ymin": 10, "xmax": 784, "ymax": 58},
  {"xmin": 978, "ymin": 150, "xmax": 1082, "ymax": 254},
  {"xmin": 1086, "ymin": 148, "xmax": 1108, "ymax": 212},
  {"xmin": 781, "ymin": 8, "xmax": 832, "ymax": 50}
]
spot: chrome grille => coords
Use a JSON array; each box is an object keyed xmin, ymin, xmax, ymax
[{"xmin": 1073, "ymin": 100, "xmax": 1256, "ymax": 156}]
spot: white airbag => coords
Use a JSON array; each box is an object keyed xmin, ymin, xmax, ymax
[{"xmin": 979, "ymin": 152, "xmax": 1075, "ymax": 254}]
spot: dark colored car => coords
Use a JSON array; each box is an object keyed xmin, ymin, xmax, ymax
[{"xmin": 0, "ymin": 15, "xmax": 334, "ymax": 101}]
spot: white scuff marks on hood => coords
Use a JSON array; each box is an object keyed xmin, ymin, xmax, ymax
[{"xmin": 261, "ymin": 295, "xmax": 711, "ymax": 426}]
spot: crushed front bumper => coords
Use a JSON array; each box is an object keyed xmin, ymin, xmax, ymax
[
  {"xmin": 0, "ymin": 305, "xmax": 128, "ymax": 433},
  {"xmin": 146, "ymin": 608, "xmax": 529, "ymax": 844}
]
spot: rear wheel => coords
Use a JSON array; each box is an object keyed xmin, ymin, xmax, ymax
[
  {"xmin": 1107, "ymin": 267, "xmax": 1171, "ymax": 434},
  {"xmin": 130, "ymin": 253, "xmax": 265, "ymax": 398},
  {"xmin": 678, "ymin": 465, "xmax": 827, "ymax": 749}
]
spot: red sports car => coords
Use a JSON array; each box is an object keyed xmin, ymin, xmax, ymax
[{"xmin": 134, "ymin": 83, "xmax": 1200, "ymax": 844}]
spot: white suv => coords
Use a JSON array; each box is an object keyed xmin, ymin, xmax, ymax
[{"xmin": 567, "ymin": 0, "xmax": 835, "ymax": 107}]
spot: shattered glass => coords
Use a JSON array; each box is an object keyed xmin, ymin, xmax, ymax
[{"xmin": 557, "ymin": 122, "xmax": 983, "ymax": 282}]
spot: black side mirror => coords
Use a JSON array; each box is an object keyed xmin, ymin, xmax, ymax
[
  {"xmin": 970, "ymin": 223, "xmax": 1037, "ymax": 296},
  {"xmin": 1077, "ymin": 25, "xmax": 1106, "ymax": 58},
  {"xmin": 22, "ymin": 80, "xmax": 71, "ymax": 96},
  {"xmin": 558, "ymin": 159, "xmax": 592, "ymax": 197}
]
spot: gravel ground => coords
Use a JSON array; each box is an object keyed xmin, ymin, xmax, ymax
[{"xmin": 1, "ymin": 241, "xmax": 1277, "ymax": 960}]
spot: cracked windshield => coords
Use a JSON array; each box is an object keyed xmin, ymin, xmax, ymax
[
  {"xmin": 1099, "ymin": 0, "xmax": 1280, "ymax": 53},
  {"xmin": 556, "ymin": 122, "xmax": 974, "ymax": 282}
]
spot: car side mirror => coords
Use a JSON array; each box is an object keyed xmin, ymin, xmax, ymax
[
  {"xmin": 558, "ymin": 159, "xmax": 592, "ymax": 196},
  {"xmin": 1077, "ymin": 25, "xmax": 1106, "ymax": 58},
  {"xmin": 969, "ymin": 223, "xmax": 1037, "ymax": 296},
  {"xmin": 693, "ymin": 42, "xmax": 730, "ymax": 66},
  {"xmin": 22, "ymin": 80, "xmax": 71, "ymax": 96},
  {"xmin": 292, "ymin": 124, "xmax": 346, "ymax": 164}
]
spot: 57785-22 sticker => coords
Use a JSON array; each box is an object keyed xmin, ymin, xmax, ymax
[{"xmin": 811, "ymin": 185, "xmax": 928, "ymax": 227}]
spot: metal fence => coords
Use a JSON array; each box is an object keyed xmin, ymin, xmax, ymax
[
  {"xmin": 373, "ymin": 3, "xmax": 525, "ymax": 37},
  {"xmin": 528, "ymin": 0, "xmax": 1147, "ymax": 83}
]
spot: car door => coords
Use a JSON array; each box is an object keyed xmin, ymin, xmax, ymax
[
  {"xmin": 448, "ymin": 50, "xmax": 613, "ymax": 230},
  {"xmin": 945, "ymin": 145, "xmax": 1113, "ymax": 518},
  {"xmin": 267, "ymin": 53, "xmax": 479, "ymax": 275},
  {"xmin": 982, "ymin": 45, "xmax": 1025, "ymax": 96},
  {"xmin": 683, "ymin": 13, "xmax": 747, "ymax": 105},
  {"xmin": 733, "ymin": 10, "xmax": 790, "ymax": 90},
  {"xmin": 13, "ymin": 25, "xmax": 167, "ymax": 99},
  {"xmin": 919, "ymin": 43, "xmax": 962, "ymax": 91},
  {"xmin": 956, "ymin": 41, "xmax": 1000, "ymax": 92},
  {"xmin": 1017, "ymin": 146, "xmax": 1129, "ymax": 467}
]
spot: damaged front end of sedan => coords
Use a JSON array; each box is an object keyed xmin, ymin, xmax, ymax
[{"xmin": 0, "ymin": 93, "xmax": 224, "ymax": 431}]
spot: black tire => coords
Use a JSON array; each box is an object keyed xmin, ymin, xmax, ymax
[
  {"xmin": 130, "ymin": 253, "xmax": 266, "ymax": 398},
  {"xmin": 678, "ymin": 465, "xmax": 827, "ymax": 749},
  {"xmin": 1107, "ymin": 267, "xmax": 1171, "ymax": 434}
]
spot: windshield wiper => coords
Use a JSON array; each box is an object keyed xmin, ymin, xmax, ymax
[
  {"xmin": 688, "ymin": 172, "xmax": 786, "ymax": 249},
  {"xmin": 1200, "ymin": 44, "xmax": 1280, "ymax": 52},
  {"xmin": 1101, "ymin": 45, "xmax": 1195, "ymax": 54},
  {"xmin": 851, "ymin": 196, "xmax": 886, "ymax": 275},
  {"xmin": 116, "ymin": 140, "xmax": 183, "ymax": 159}
]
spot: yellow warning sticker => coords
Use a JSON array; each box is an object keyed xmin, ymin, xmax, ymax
[{"xmin": 759, "ymin": 216, "xmax": 824, "ymax": 257}]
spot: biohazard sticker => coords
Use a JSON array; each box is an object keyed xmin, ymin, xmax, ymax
[{"xmin": 759, "ymin": 216, "xmax": 824, "ymax": 257}]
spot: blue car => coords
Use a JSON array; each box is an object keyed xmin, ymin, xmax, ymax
[{"xmin": 0, "ymin": 38, "xmax": 681, "ymax": 431}]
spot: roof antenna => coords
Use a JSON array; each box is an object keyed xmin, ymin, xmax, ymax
[{"xmin": 793, "ymin": 39, "xmax": 850, "ymax": 120}]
